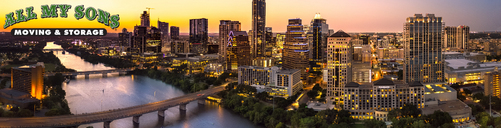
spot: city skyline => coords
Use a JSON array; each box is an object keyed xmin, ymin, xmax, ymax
[{"xmin": 1, "ymin": 0, "xmax": 500, "ymax": 33}]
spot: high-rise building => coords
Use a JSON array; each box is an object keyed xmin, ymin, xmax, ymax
[
  {"xmin": 158, "ymin": 20, "xmax": 170, "ymax": 53},
  {"xmin": 219, "ymin": 20, "xmax": 241, "ymax": 66},
  {"xmin": 444, "ymin": 25, "xmax": 470, "ymax": 51},
  {"xmin": 140, "ymin": 11, "xmax": 150, "ymax": 27},
  {"xmin": 403, "ymin": 14, "xmax": 444, "ymax": 84},
  {"xmin": 11, "ymin": 62, "xmax": 45, "ymax": 100},
  {"xmin": 265, "ymin": 27, "xmax": 274, "ymax": 57},
  {"xmin": 326, "ymin": 30, "xmax": 352, "ymax": 105},
  {"xmin": 190, "ymin": 18, "xmax": 208, "ymax": 54},
  {"xmin": 227, "ymin": 31, "xmax": 252, "ymax": 71},
  {"xmin": 283, "ymin": 18, "xmax": 309, "ymax": 80},
  {"xmin": 252, "ymin": 0, "xmax": 266, "ymax": 57},
  {"xmin": 484, "ymin": 69, "xmax": 501, "ymax": 98},
  {"xmin": 238, "ymin": 66, "xmax": 303, "ymax": 98},
  {"xmin": 132, "ymin": 26, "xmax": 148, "ymax": 53},
  {"xmin": 171, "ymin": 26, "xmax": 180, "ymax": 40},
  {"xmin": 309, "ymin": 13, "xmax": 329, "ymax": 72},
  {"xmin": 118, "ymin": 28, "xmax": 132, "ymax": 48},
  {"xmin": 343, "ymin": 79, "xmax": 425, "ymax": 121},
  {"xmin": 146, "ymin": 27, "xmax": 162, "ymax": 53},
  {"xmin": 171, "ymin": 40, "xmax": 189, "ymax": 53}
]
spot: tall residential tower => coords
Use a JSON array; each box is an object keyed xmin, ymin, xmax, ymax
[
  {"xmin": 403, "ymin": 14, "xmax": 444, "ymax": 84},
  {"xmin": 283, "ymin": 18, "xmax": 309, "ymax": 80},
  {"xmin": 252, "ymin": 0, "xmax": 266, "ymax": 57}
]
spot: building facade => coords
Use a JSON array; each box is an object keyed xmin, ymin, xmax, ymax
[
  {"xmin": 484, "ymin": 70, "xmax": 501, "ymax": 98},
  {"xmin": 251, "ymin": 0, "xmax": 266, "ymax": 58},
  {"xmin": 219, "ymin": 20, "xmax": 242, "ymax": 66},
  {"xmin": 309, "ymin": 13, "xmax": 329, "ymax": 72},
  {"xmin": 238, "ymin": 66, "xmax": 303, "ymax": 98},
  {"xmin": 283, "ymin": 18, "xmax": 309, "ymax": 80},
  {"xmin": 140, "ymin": 11, "xmax": 150, "ymax": 27},
  {"xmin": 327, "ymin": 30, "xmax": 352, "ymax": 105},
  {"xmin": 343, "ymin": 79, "xmax": 425, "ymax": 121},
  {"xmin": 10, "ymin": 62, "xmax": 45, "ymax": 100},
  {"xmin": 158, "ymin": 21, "xmax": 170, "ymax": 53},
  {"xmin": 444, "ymin": 25, "xmax": 470, "ymax": 52},
  {"xmin": 403, "ymin": 14, "xmax": 444, "ymax": 84},
  {"xmin": 226, "ymin": 31, "xmax": 252, "ymax": 71},
  {"xmin": 170, "ymin": 26, "xmax": 180, "ymax": 40},
  {"xmin": 189, "ymin": 18, "xmax": 209, "ymax": 54}
]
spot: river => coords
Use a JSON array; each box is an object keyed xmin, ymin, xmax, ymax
[{"xmin": 45, "ymin": 42, "xmax": 258, "ymax": 128}]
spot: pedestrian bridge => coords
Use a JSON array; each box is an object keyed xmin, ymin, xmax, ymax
[{"xmin": 0, "ymin": 85, "xmax": 226, "ymax": 128}]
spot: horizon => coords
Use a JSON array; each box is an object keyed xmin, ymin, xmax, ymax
[{"xmin": 1, "ymin": 0, "xmax": 500, "ymax": 33}]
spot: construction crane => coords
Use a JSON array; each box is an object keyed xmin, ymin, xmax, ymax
[{"xmin": 146, "ymin": 7, "xmax": 154, "ymax": 14}]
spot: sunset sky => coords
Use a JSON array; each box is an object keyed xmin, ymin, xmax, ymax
[{"xmin": 1, "ymin": 0, "xmax": 500, "ymax": 33}]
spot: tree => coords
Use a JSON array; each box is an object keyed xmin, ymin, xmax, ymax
[
  {"xmin": 463, "ymin": 89, "xmax": 473, "ymax": 96},
  {"xmin": 426, "ymin": 110, "xmax": 453, "ymax": 127},
  {"xmin": 256, "ymin": 92, "xmax": 269, "ymax": 101},
  {"xmin": 17, "ymin": 109, "xmax": 33, "ymax": 117},
  {"xmin": 275, "ymin": 122, "xmax": 285, "ymax": 128},
  {"xmin": 299, "ymin": 117, "xmax": 316, "ymax": 128},
  {"xmin": 411, "ymin": 120, "xmax": 432, "ymax": 128},
  {"xmin": 473, "ymin": 93, "xmax": 485, "ymax": 100},
  {"xmin": 2, "ymin": 111, "xmax": 15, "ymax": 117},
  {"xmin": 441, "ymin": 123, "xmax": 455, "ymax": 128},
  {"xmin": 364, "ymin": 119, "xmax": 386, "ymax": 128},
  {"xmin": 307, "ymin": 90, "xmax": 319, "ymax": 99}
]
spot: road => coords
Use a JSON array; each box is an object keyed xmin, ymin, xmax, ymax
[{"xmin": 0, "ymin": 85, "xmax": 226, "ymax": 128}]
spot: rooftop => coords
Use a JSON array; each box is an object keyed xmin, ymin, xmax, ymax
[
  {"xmin": 345, "ymin": 82, "xmax": 360, "ymax": 87},
  {"xmin": 374, "ymin": 78, "xmax": 394, "ymax": 85},
  {"xmin": 422, "ymin": 100, "xmax": 471, "ymax": 116},
  {"xmin": 330, "ymin": 30, "xmax": 350, "ymax": 37}
]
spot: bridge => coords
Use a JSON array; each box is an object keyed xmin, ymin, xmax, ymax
[
  {"xmin": 0, "ymin": 85, "xmax": 227, "ymax": 128},
  {"xmin": 45, "ymin": 68, "xmax": 134, "ymax": 79},
  {"xmin": 1, "ymin": 69, "xmax": 134, "ymax": 79}
]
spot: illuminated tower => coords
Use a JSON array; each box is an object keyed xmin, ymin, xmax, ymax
[
  {"xmin": 219, "ymin": 20, "xmax": 241, "ymax": 67},
  {"xmin": 283, "ymin": 18, "xmax": 309, "ymax": 80},
  {"xmin": 309, "ymin": 13, "xmax": 329, "ymax": 72},
  {"xmin": 140, "ymin": 11, "xmax": 150, "ymax": 27},
  {"xmin": 189, "ymin": 18, "xmax": 208, "ymax": 54},
  {"xmin": 444, "ymin": 25, "xmax": 469, "ymax": 51},
  {"xmin": 326, "ymin": 30, "xmax": 352, "ymax": 105},
  {"xmin": 158, "ymin": 20, "xmax": 170, "ymax": 53},
  {"xmin": 11, "ymin": 62, "xmax": 45, "ymax": 100},
  {"xmin": 171, "ymin": 26, "xmax": 180, "ymax": 40},
  {"xmin": 403, "ymin": 14, "xmax": 444, "ymax": 84},
  {"xmin": 252, "ymin": 0, "xmax": 266, "ymax": 57}
]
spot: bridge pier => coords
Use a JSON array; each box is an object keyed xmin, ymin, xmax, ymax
[
  {"xmin": 104, "ymin": 120, "xmax": 112, "ymax": 128},
  {"xmin": 179, "ymin": 103, "xmax": 188, "ymax": 111},
  {"xmin": 158, "ymin": 109, "xmax": 166, "ymax": 117},
  {"xmin": 133, "ymin": 115, "xmax": 141, "ymax": 125},
  {"xmin": 198, "ymin": 99, "xmax": 205, "ymax": 105},
  {"xmin": 102, "ymin": 73, "xmax": 107, "ymax": 78},
  {"xmin": 85, "ymin": 74, "xmax": 90, "ymax": 79}
]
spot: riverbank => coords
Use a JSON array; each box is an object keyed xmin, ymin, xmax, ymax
[
  {"xmin": 218, "ymin": 83, "xmax": 363, "ymax": 128},
  {"xmin": 57, "ymin": 42, "xmax": 135, "ymax": 68}
]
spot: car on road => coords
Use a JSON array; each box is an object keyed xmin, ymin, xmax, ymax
[{"xmin": 197, "ymin": 94, "xmax": 205, "ymax": 96}]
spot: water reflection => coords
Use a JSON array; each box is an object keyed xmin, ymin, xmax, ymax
[{"xmin": 44, "ymin": 43, "xmax": 258, "ymax": 128}]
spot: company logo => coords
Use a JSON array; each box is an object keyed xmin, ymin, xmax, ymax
[{"xmin": 4, "ymin": 4, "xmax": 120, "ymax": 36}]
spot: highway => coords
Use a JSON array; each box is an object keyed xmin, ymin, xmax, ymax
[{"xmin": 0, "ymin": 85, "xmax": 225, "ymax": 128}]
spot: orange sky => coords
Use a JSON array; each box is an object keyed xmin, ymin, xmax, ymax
[{"xmin": 1, "ymin": 0, "xmax": 500, "ymax": 33}]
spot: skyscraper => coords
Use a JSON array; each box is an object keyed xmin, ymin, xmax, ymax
[
  {"xmin": 171, "ymin": 26, "xmax": 179, "ymax": 40},
  {"xmin": 11, "ymin": 62, "xmax": 45, "ymax": 100},
  {"xmin": 309, "ymin": 13, "xmax": 329, "ymax": 72},
  {"xmin": 265, "ymin": 27, "xmax": 274, "ymax": 57},
  {"xmin": 158, "ymin": 20, "xmax": 170, "ymax": 53},
  {"xmin": 219, "ymin": 20, "xmax": 241, "ymax": 66},
  {"xmin": 444, "ymin": 25, "xmax": 470, "ymax": 51},
  {"xmin": 189, "ymin": 18, "xmax": 208, "ymax": 54},
  {"xmin": 140, "ymin": 11, "xmax": 150, "ymax": 27},
  {"xmin": 252, "ymin": 0, "xmax": 266, "ymax": 57},
  {"xmin": 326, "ymin": 30, "xmax": 352, "ymax": 105},
  {"xmin": 227, "ymin": 31, "xmax": 252, "ymax": 71},
  {"xmin": 403, "ymin": 14, "xmax": 444, "ymax": 84},
  {"xmin": 283, "ymin": 18, "xmax": 309, "ymax": 80}
]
